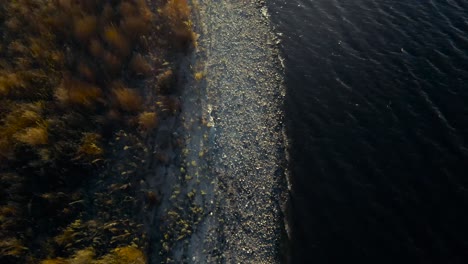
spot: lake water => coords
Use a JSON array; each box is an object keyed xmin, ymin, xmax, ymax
[{"xmin": 267, "ymin": 0, "xmax": 468, "ymax": 263}]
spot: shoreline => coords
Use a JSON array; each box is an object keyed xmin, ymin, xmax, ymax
[{"xmin": 153, "ymin": 0, "xmax": 290, "ymax": 262}]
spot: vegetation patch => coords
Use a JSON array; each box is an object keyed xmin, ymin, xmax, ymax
[{"xmin": 0, "ymin": 0, "xmax": 195, "ymax": 263}]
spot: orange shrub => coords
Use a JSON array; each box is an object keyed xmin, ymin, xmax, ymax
[
  {"xmin": 162, "ymin": 0, "xmax": 191, "ymax": 22},
  {"xmin": 0, "ymin": 73, "xmax": 26, "ymax": 96},
  {"xmin": 161, "ymin": 0, "xmax": 195, "ymax": 46},
  {"xmin": 2, "ymin": 103, "xmax": 44, "ymax": 134},
  {"xmin": 194, "ymin": 71, "xmax": 205, "ymax": 81},
  {"xmin": 138, "ymin": 111, "xmax": 158, "ymax": 131},
  {"xmin": 13, "ymin": 126, "xmax": 48, "ymax": 146},
  {"xmin": 55, "ymin": 78, "xmax": 103, "ymax": 107},
  {"xmin": 112, "ymin": 85, "xmax": 143, "ymax": 112},
  {"xmin": 43, "ymin": 246, "xmax": 146, "ymax": 264},
  {"xmin": 0, "ymin": 102, "xmax": 46, "ymax": 155},
  {"xmin": 99, "ymin": 246, "xmax": 146, "ymax": 264}
]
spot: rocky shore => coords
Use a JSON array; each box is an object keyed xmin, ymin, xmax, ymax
[{"xmin": 153, "ymin": 1, "xmax": 290, "ymax": 262}]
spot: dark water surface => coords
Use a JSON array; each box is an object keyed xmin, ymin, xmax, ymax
[{"xmin": 267, "ymin": 0, "xmax": 468, "ymax": 263}]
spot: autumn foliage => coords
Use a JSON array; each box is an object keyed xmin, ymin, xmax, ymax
[{"xmin": 0, "ymin": 0, "xmax": 195, "ymax": 262}]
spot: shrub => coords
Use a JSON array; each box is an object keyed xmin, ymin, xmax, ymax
[
  {"xmin": 41, "ymin": 260, "xmax": 68, "ymax": 264},
  {"xmin": 163, "ymin": 0, "xmax": 191, "ymax": 20},
  {"xmin": 0, "ymin": 102, "xmax": 44, "ymax": 138},
  {"xmin": 194, "ymin": 71, "xmax": 205, "ymax": 81},
  {"xmin": 78, "ymin": 133, "xmax": 103, "ymax": 157},
  {"xmin": 13, "ymin": 126, "xmax": 48, "ymax": 146},
  {"xmin": 0, "ymin": 0, "xmax": 193, "ymax": 261},
  {"xmin": 70, "ymin": 248, "xmax": 96, "ymax": 264},
  {"xmin": 161, "ymin": 0, "xmax": 195, "ymax": 46},
  {"xmin": 55, "ymin": 78, "xmax": 103, "ymax": 107},
  {"xmin": 0, "ymin": 238, "xmax": 27, "ymax": 258},
  {"xmin": 138, "ymin": 111, "xmax": 158, "ymax": 131},
  {"xmin": 156, "ymin": 69, "xmax": 174, "ymax": 94},
  {"xmin": 0, "ymin": 73, "xmax": 26, "ymax": 96},
  {"xmin": 103, "ymin": 26, "xmax": 131, "ymax": 57},
  {"xmin": 129, "ymin": 53, "xmax": 152, "ymax": 77},
  {"xmin": 96, "ymin": 246, "xmax": 146, "ymax": 264},
  {"xmin": 0, "ymin": 103, "xmax": 49, "ymax": 156},
  {"xmin": 41, "ymin": 246, "xmax": 146, "ymax": 264},
  {"xmin": 112, "ymin": 85, "xmax": 143, "ymax": 112}
]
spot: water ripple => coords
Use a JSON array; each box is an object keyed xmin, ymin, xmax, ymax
[{"xmin": 268, "ymin": 0, "xmax": 468, "ymax": 262}]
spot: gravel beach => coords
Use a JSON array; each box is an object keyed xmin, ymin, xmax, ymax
[{"xmin": 153, "ymin": 1, "xmax": 289, "ymax": 262}]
